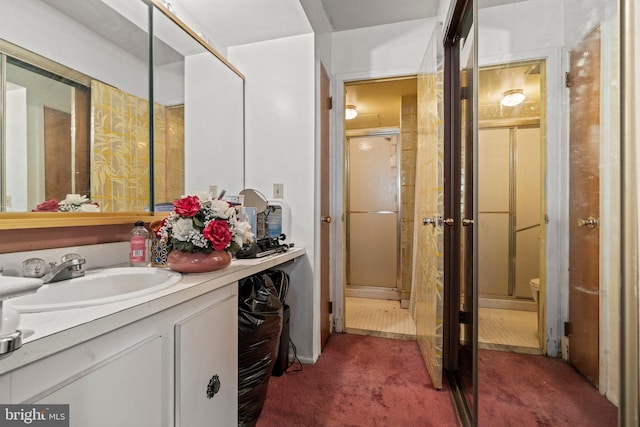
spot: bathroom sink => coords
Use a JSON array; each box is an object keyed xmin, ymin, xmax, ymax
[
  {"xmin": 0, "ymin": 276, "xmax": 44, "ymax": 300},
  {"xmin": 7, "ymin": 267, "xmax": 182, "ymax": 313}
]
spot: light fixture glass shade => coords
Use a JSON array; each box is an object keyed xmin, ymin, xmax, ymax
[
  {"xmin": 500, "ymin": 89, "xmax": 525, "ymax": 107},
  {"xmin": 345, "ymin": 105, "xmax": 358, "ymax": 120}
]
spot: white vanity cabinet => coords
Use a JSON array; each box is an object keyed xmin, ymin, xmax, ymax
[
  {"xmin": 35, "ymin": 336, "xmax": 164, "ymax": 427},
  {"xmin": 1, "ymin": 280, "xmax": 239, "ymax": 427},
  {"xmin": 175, "ymin": 291, "xmax": 238, "ymax": 426}
]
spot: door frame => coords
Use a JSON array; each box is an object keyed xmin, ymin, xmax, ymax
[
  {"xmin": 331, "ymin": 68, "xmax": 425, "ymax": 333},
  {"xmin": 442, "ymin": 1, "xmax": 477, "ymax": 425}
]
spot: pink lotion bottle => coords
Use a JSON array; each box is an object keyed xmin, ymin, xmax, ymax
[{"xmin": 129, "ymin": 220, "xmax": 149, "ymax": 267}]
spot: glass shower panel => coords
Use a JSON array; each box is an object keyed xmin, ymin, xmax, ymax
[
  {"xmin": 348, "ymin": 135, "xmax": 398, "ymax": 212},
  {"xmin": 478, "ymin": 128, "xmax": 510, "ymax": 296},
  {"xmin": 347, "ymin": 135, "xmax": 399, "ymax": 289},
  {"xmin": 349, "ymin": 212, "xmax": 398, "ymax": 287},
  {"xmin": 515, "ymin": 127, "xmax": 541, "ymax": 298},
  {"xmin": 515, "ymin": 127, "xmax": 541, "ymax": 229}
]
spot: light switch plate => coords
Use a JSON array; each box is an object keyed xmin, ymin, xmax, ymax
[{"xmin": 273, "ymin": 183, "xmax": 283, "ymax": 199}]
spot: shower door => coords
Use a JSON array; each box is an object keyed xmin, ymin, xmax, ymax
[
  {"xmin": 346, "ymin": 133, "xmax": 400, "ymax": 297},
  {"xmin": 478, "ymin": 126, "xmax": 541, "ymax": 299}
]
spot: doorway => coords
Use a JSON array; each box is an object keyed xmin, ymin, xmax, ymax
[
  {"xmin": 477, "ymin": 59, "xmax": 546, "ymax": 354},
  {"xmin": 342, "ymin": 77, "xmax": 418, "ymax": 340}
]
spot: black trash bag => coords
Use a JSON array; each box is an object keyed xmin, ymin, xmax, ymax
[{"xmin": 238, "ymin": 272, "xmax": 283, "ymax": 427}]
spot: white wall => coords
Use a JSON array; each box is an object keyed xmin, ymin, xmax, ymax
[
  {"xmin": 6, "ymin": 87, "xmax": 27, "ymax": 212},
  {"xmin": 228, "ymin": 34, "xmax": 317, "ymax": 362},
  {"xmin": 332, "ymin": 19, "xmax": 436, "ymax": 77},
  {"xmin": 184, "ymin": 52, "xmax": 245, "ymax": 197}
]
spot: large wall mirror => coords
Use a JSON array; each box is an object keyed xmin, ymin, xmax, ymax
[
  {"xmin": 0, "ymin": 0, "xmax": 245, "ymax": 228},
  {"xmin": 151, "ymin": 2, "xmax": 245, "ymax": 206}
]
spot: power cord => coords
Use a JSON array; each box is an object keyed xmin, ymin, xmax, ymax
[{"xmin": 285, "ymin": 337, "xmax": 303, "ymax": 374}]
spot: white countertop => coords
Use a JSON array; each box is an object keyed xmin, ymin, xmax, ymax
[{"xmin": 0, "ymin": 247, "xmax": 305, "ymax": 375}]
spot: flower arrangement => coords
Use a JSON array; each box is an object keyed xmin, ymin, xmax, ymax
[
  {"xmin": 33, "ymin": 194, "xmax": 100, "ymax": 212},
  {"xmin": 157, "ymin": 195, "xmax": 253, "ymax": 255}
]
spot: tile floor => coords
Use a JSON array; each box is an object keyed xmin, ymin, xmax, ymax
[
  {"xmin": 345, "ymin": 297, "xmax": 416, "ymax": 340},
  {"xmin": 478, "ymin": 307, "xmax": 541, "ymax": 354},
  {"xmin": 345, "ymin": 297, "xmax": 541, "ymax": 355}
]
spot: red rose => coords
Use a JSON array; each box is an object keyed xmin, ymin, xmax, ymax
[
  {"xmin": 173, "ymin": 195, "xmax": 200, "ymax": 217},
  {"xmin": 203, "ymin": 220, "xmax": 232, "ymax": 251},
  {"xmin": 33, "ymin": 199, "xmax": 59, "ymax": 212}
]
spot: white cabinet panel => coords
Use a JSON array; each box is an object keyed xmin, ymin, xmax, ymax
[
  {"xmin": 175, "ymin": 293, "xmax": 238, "ymax": 427},
  {"xmin": 36, "ymin": 336, "xmax": 162, "ymax": 427}
]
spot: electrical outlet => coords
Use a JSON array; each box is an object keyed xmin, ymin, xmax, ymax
[
  {"xmin": 273, "ymin": 183, "xmax": 283, "ymax": 199},
  {"xmin": 208, "ymin": 185, "xmax": 217, "ymax": 198}
]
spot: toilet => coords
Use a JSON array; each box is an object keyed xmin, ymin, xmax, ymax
[{"xmin": 529, "ymin": 278, "xmax": 540, "ymax": 302}]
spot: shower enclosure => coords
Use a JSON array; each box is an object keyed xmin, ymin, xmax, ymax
[
  {"xmin": 346, "ymin": 131, "xmax": 401, "ymax": 300},
  {"xmin": 478, "ymin": 126, "xmax": 541, "ymax": 300}
]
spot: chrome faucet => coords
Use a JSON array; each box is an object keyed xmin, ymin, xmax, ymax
[{"xmin": 40, "ymin": 254, "xmax": 86, "ymax": 284}]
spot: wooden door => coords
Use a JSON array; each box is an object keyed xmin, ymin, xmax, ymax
[
  {"xmin": 44, "ymin": 107, "xmax": 72, "ymax": 201},
  {"xmin": 568, "ymin": 26, "xmax": 600, "ymax": 387},
  {"xmin": 320, "ymin": 64, "xmax": 331, "ymax": 349},
  {"xmin": 74, "ymin": 86, "xmax": 91, "ymax": 198}
]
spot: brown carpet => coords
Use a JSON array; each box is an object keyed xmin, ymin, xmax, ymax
[
  {"xmin": 477, "ymin": 349, "xmax": 618, "ymax": 426},
  {"xmin": 256, "ymin": 334, "xmax": 618, "ymax": 427},
  {"xmin": 257, "ymin": 333, "xmax": 458, "ymax": 426}
]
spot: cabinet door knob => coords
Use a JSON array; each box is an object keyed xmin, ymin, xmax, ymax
[
  {"xmin": 321, "ymin": 216, "xmax": 332, "ymax": 224},
  {"xmin": 206, "ymin": 374, "xmax": 221, "ymax": 399}
]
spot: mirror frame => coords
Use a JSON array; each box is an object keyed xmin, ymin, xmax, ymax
[{"xmin": 0, "ymin": 0, "xmax": 245, "ymax": 230}]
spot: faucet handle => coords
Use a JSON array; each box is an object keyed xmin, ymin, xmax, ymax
[
  {"xmin": 61, "ymin": 253, "xmax": 82, "ymax": 263},
  {"xmin": 22, "ymin": 258, "xmax": 47, "ymax": 278}
]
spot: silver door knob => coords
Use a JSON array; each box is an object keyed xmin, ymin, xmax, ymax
[
  {"xmin": 578, "ymin": 217, "xmax": 598, "ymax": 228},
  {"xmin": 321, "ymin": 216, "xmax": 332, "ymax": 224},
  {"xmin": 462, "ymin": 218, "xmax": 474, "ymax": 226}
]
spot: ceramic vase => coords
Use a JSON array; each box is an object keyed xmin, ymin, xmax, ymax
[{"xmin": 166, "ymin": 250, "xmax": 231, "ymax": 273}]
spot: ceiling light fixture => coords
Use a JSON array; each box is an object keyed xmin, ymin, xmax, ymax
[
  {"xmin": 345, "ymin": 105, "xmax": 358, "ymax": 120},
  {"xmin": 500, "ymin": 89, "xmax": 525, "ymax": 107}
]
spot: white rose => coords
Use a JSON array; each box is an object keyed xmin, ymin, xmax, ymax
[
  {"xmin": 78, "ymin": 203, "xmax": 100, "ymax": 212},
  {"xmin": 210, "ymin": 199, "xmax": 234, "ymax": 219},
  {"xmin": 62, "ymin": 194, "xmax": 89, "ymax": 205},
  {"xmin": 193, "ymin": 191, "xmax": 212, "ymax": 202},
  {"xmin": 234, "ymin": 220, "xmax": 254, "ymax": 246},
  {"xmin": 172, "ymin": 218, "xmax": 195, "ymax": 241}
]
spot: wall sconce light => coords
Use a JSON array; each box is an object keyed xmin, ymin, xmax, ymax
[
  {"xmin": 500, "ymin": 89, "xmax": 525, "ymax": 107},
  {"xmin": 345, "ymin": 105, "xmax": 358, "ymax": 120}
]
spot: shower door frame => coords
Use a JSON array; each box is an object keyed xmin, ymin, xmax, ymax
[
  {"xmin": 345, "ymin": 128, "xmax": 402, "ymax": 300},
  {"xmin": 477, "ymin": 122, "xmax": 542, "ymax": 302}
]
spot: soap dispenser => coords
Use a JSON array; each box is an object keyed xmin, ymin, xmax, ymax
[{"xmin": 130, "ymin": 220, "xmax": 149, "ymax": 267}]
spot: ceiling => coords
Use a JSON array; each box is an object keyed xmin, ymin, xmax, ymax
[
  {"xmin": 320, "ymin": 0, "xmax": 440, "ymax": 31},
  {"xmin": 168, "ymin": 0, "xmax": 538, "ymax": 130},
  {"xmin": 172, "ymin": 0, "xmax": 529, "ymax": 48},
  {"xmin": 171, "ymin": 0, "xmax": 444, "ymax": 47}
]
